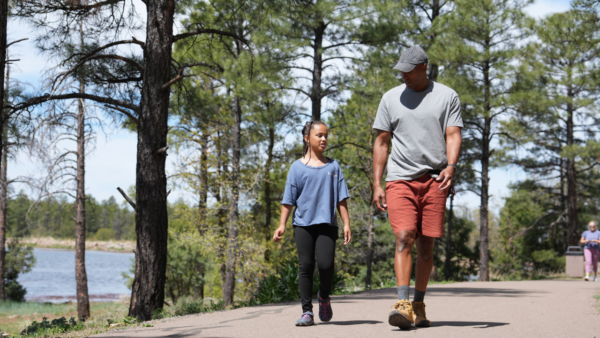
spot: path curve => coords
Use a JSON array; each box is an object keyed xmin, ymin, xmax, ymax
[{"xmin": 93, "ymin": 280, "xmax": 600, "ymax": 337}]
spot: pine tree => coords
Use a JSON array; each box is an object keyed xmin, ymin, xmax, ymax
[
  {"xmin": 438, "ymin": 0, "xmax": 532, "ymax": 281},
  {"xmin": 12, "ymin": 0, "xmax": 249, "ymax": 320},
  {"xmin": 504, "ymin": 5, "xmax": 600, "ymax": 247},
  {"xmin": 278, "ymin": 0, "xmax": 362, "ymax": 121}
]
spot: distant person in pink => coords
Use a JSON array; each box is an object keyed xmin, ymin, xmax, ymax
[{"xmin": 580, "ymin": 221, "xmax": 600, "ymax": 281}]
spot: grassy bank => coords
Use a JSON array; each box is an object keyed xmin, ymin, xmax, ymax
[{"xmin": 0, "ymin": 300, "xmax": 129, "ymax": 337}]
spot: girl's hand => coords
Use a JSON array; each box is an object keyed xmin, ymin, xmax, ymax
[
  {"xmin": 343, "ymin": 225, "xmax": 351, "ymax": 245},
  {"xmin": 273, "ymin": 226, "xmax": 286, "ymax": 242}
]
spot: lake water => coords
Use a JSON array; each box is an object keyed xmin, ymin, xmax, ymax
[{"xmin": 18, "ymin": 248, "xmax": 134, "ymax": 303}]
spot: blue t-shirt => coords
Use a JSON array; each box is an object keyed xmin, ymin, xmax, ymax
[
  {"xmin": 582, "ymin": 230, "xmax": 600, "ymax": 250},
  {"xmin": 281, "ymin": 159, "xmax": 350, "ymax": 227}
]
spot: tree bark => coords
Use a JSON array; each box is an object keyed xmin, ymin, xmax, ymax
[
  {"xmin": 365, "ymin": 202, "xmax": 374, "ymax": 290},
  {"xmin": 223, "ymin": 97, "xmax": 241, "ymax": 307},
  {"xmin": 559, "ymin": 158, "xmax": 568, "ymax": 251},
  {"xmin": 427, "ymin": 0, "xmax": 440, "ymax": 81},
  {"xmin": 198, "ymin": 130, "xmax": 208, "ymax": 235},
  {"xmin": 566, "ymin": 85, "xmax": 578, "ymax": 246},
  {"xmin": 195, "ymin": 261, "xmax": 205, "ymax": 300},
  {"xmin": 129, "ymin": 0, "xmax": 174, "ymax": 320},
  {"xmin": 444, "ymin": 195, "xmax": 453, "ymax": 280},
  {"xmin": 0, "ymin": 0, "xmax": 8, "ymax": 301},
  {"xmin": 215, "ymin": 129, "xmax": 228, "ymax": 285},
  {"xmin": 311, "ymin": 20, "xmax": 325, "ymax": 121},
  {"xmin": 479, "ymin": 59, "xmax": 491, "ymax": 282},
  {"xmin": 75, "ymin": 74, "xmax": 90, "ymax": 319},
  {"xmin": 263, "ymin": 125, "xmax": 274, "ymax": 241}
]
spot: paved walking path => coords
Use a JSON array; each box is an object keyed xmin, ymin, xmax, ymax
[{"xmin": 94, "ymin": 280, "xmax": 600, "ymax": 337}]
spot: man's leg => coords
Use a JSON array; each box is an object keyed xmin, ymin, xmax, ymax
[
  {"xmin": 412, "ymin": 175, "xmax": 446, "ymax": 328},
  {"xmin": 388, "ymin": 230, "xmax": 417, "ymax": 329},
  {"xmin": 386, "ymin": 180, "xmax": 419, "ymax": 329},
  {"xmin": 395, "ymin": 230, "xmax": 417, "ymax": 289},
  {"xmin": 414, "ymin": 235, "xmax": 435, "ymax": 300}
]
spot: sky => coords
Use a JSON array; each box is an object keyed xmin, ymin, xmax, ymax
[{"xmin": 6, "ymin": 0, "xmax": 573, "ymax": 211}]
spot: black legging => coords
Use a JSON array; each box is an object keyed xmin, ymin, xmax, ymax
[{"xmin": 293, "ymin": 224, "xmax": 338, "ymax": 313}]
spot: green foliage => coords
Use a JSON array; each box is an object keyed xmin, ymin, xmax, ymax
[
  {"xmin": 252, "ymin": 258, "xmax": 300, "ymax": 304},
  {"xmin": 165, "ymin": 229, "xmax": 209, "ymax": 303},
  {"xmin": 492, "ymin": 182, "xmax": 575, "ymax": 279},
  {"xmin": 93, "ymin": 228, "xmax": 116, "ymax": 241},
  {"xmin": 437, "ymin": 207, "xmax": 480, "ymax": 281},
  {"xmin": 252, "ymin": 257, "xmax": 346, "ymax": 305},
  {"xmin": 7, "ymin": 193, "xmax": 135, "ymax": 240},
  {"xmin": 20, "ymin": 316, "xmax": 85, "ymax": 336},
  {"xmin": 4, "ymin": 239, "xmax": 35, "ymax": 302}
]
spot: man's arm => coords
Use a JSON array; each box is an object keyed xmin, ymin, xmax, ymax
[
  {"xmin": 373, "ymin": 130, "xmax": 391, "ymax": 211},
  {"xmin": 437, "ymin": 126, "xmax": 462, "ymax": 191}
]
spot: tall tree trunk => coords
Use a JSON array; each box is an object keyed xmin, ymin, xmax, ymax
[
  {"xmin": 198, "ymin": 130, "xmax": 208, "ymax": 235},
  {"xmin": 0, "ymin": 0, "xmax": 8, "ymax": 301},
  {"xmin": 559, "ymin": 158, "xmax": 568, "ymax": 251},
  {"xmin": 129, "ymin": 0, "xmax": 174, "ymax": 320},
  {"xmin": 263, "ymin": 125, "xmax": 274, "ymax": 241},
  {"xmin": 0, "ymin": 54, "xmax": 10, "ymax": 300},
  {"xmin": 75, "ymin": 75, "xmax": 90, "ymax": 319},
  {"xmin": 311, "ymin": 21, "xmax": 325, "ymax": 121},
  {"xmin": 479, "ymin": 60, "xmax": 491, "ymax": 282},
  {"xmin": 427, "ymin": 0, "xmax": 440, "ymax": 81},
  {"xmin": 365, "ymin": 201, "xmax": 374, "ymax": 290},
  {"xmin": 215, "ymin": 129, "xmax": 228, "ymax": 285},
  {"xmin": 223, "ymin": 98, "xmax": 241, "ymax": 307},
  {"xmin": 444, "ymin": 195, "xmax": 453, "ymax": 280},
  {"xmin": 196, "ymin": 129, "xmax": 208, "ymax": 299},
  {"xmin": 566, "ymin": 86, "xmax": 578, "ymax": 246}
]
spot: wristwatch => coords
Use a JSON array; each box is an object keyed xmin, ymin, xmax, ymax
[{"xmin": 447, "ymin": 164, "xmax": 457, "ymax": 170}]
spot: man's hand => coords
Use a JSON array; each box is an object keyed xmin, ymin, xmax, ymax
[
  {"xmin": 373, "ymin": 185, "xmax": 387, "ymax": 211},
  {"xmin": 436, "ymin": 166, "xmax": 455, "ymax": 191},
  {"xmin": 373, "ymin": 130, "xmax": 391, "ymax": 212}
]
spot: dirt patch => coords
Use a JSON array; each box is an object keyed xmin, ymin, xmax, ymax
[{"xmin": 13, "ymin": 237, "xmax": 136, "ymax": 253}]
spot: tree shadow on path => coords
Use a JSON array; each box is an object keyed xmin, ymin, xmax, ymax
[
  {"xmin": 319, "ymin": 320, "xmax": 383, "ymax": 326},
  {"xmin": 337, "ymin": 286, "xmax": 543, "ymax": 301},
  {"xmin": 432, "ymin": 321, "xmax": 509, "ymax": 328}
]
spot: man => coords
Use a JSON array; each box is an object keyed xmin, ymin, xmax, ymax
[{"xmin": 372, "ymin": 46, "xmax": 462, "ymax": 329}]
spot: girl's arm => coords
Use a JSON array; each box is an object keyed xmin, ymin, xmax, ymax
[
  {"xmin": 338, "ymin": 199, "xmax": 351, "ymax": 245},
  {"xmin": 273, "ymin": 204, "xmax": 293, "ymax": 242},
  {"xmin": 581, "ymin": 236, "xmax": 589, "ymax": 244}
]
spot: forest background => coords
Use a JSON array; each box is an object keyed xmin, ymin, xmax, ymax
[{"xmin": 1, "ymin": 0, "xmax": 599, "ymax": 322}]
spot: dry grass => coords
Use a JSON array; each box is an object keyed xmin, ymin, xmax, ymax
[
  {"xmin": 489, "ymin": 268, "xmax": 569, "ymax": 281},
  {"xmin": 0, "ymin": 300, "xmax": 129, "ymax": 337}
]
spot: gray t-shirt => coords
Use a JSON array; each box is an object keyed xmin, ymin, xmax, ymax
[{"xmin": 372, "ymin": 81, "xmax": 463, "ymax": 181}]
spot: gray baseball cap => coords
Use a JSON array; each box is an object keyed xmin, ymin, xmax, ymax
[{"xmin": 393, "ymin": 46, "xmax": 429, "ymax": 72}]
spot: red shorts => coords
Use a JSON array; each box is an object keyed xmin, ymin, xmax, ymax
[{"xmin": 386, "ymin": 174, "xmax": 448, "ymax": 238}]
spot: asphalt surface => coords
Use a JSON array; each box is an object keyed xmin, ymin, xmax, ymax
[{"xmin": 93, "ymin": 280, "xmax": 600, "ymax": 337}]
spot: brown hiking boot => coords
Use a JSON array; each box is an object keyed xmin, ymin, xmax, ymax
[
  {"xmin": 388, "ymin": 300, "xmax": 414, "ymax": 329},
  {"xmin": 412, "ymin": 301, "xmax": 431, "ymax": 327}
]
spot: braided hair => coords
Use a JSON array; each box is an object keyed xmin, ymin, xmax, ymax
[{"xmin": 302, "ymin": 120, "xmax": 326, "ymax": 162}]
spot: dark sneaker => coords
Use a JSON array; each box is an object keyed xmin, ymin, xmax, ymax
[
  {"xmin": 318, "ymin": 292, "xmax": 333, "ymax": 322},
  {"xmin": 388, "ymin": 300, "xmax": 414, "ymax": 330},
  {"xmin": 295, "ymin": 311, "xmax": 314, "ymax": 326}
]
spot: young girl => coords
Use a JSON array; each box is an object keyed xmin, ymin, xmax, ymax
[{"xmin": 273, "ymin": 120, "xmax": 351, "ymax": 326}]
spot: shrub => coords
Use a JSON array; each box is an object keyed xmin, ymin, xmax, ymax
[
  {"xmin": 94, "ymin": 228, "xmax": 116, "ymax": 241},
  {"xmin": 21, "ymin": 316, "xmax": 85, "ymax": 336},
  {"xmin": 253, "ymin": 257, "xmax": 346, "ymax": 305},
  {"xmin": 4, "ymin": 239, "xmax": 35, "ymax": 301}
]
